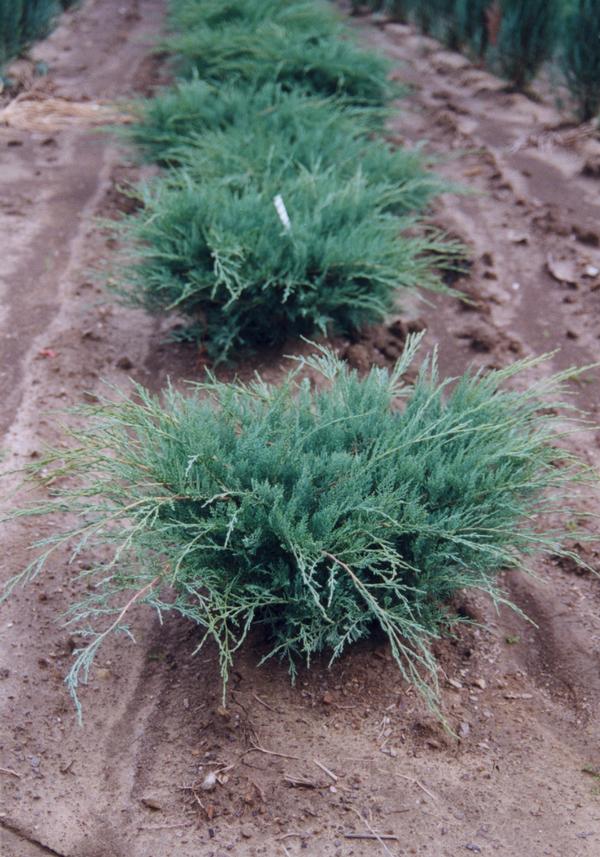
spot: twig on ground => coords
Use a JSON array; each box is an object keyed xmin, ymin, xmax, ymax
[
  {"xmin": 314, "ymin": 759, "xmax": 338, "ymax": 782},
  {"xmin": 231, "ymin": 690, "xmax": 260, "ymax": 743},
  {"xmin": 344, "ymin": 832, "xmax": 399, "ymax": 842},
  {"xmin": 0, "ymin": 766, "xmax": 21, "ymax": 778},
  {"xmin": 284, "ymin": 773, "xmax": 319, "ymax": 788},
  {"xmin": 397, "ymin": 773, "xmax": 437, "ymax": 802},
  {"xmin": 0, "ymin": 816, "xmax": 68, "ymax": 856},
  {"xmin": 276, "ymin": 832, "xmax": 306, "ymax": 840},
  {"xmin": 253, "ymin": 693, "xmax": 280, "ymax": 714},
  {"xmin": 245, "ymin": 740, "xmax": 300, "ymax": 761},
  {"xmin": 140, "ymin": 822, "xmax": 194, "ymax": 830},
  {"xmin": 349, "ymin": 806, "xmax": 396, "ymax": 857},
  {"xmin": 249, "ymin": 778, "xmax": 266, "ymax": 802},
  {"xmin": 215, "ymin": 763, "xmax": 235, "ymax": 777}
]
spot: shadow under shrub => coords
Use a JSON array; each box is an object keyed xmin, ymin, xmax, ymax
[
  {"xmin": 5, "ymin": 338, "xmax": 589, "ymax": 716},
  {"xmin": 117, "ymin": 168, "xmax": 453, "ymax": 359}
]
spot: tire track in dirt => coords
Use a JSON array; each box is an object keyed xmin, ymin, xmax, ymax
[
  {"xmin": 0, "ymin": 3, "xmax": 166, "ymax": 856},
  {"xmin": 0, "ymin": 0, "xmax": 158, "ymax": 437}
]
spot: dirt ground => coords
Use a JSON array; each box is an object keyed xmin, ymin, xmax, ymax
[{"xmin": 2, "ymin": 3, "xmax": 600, "ymax": 856}]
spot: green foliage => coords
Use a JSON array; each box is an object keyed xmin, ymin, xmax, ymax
[
  {"xmin": 174, "ymin": 122, "xmax": 441, "ymax": 216},
  {"xmin": 166, "ymin": 0, "xmax": 394, "ymax": 106},
  {"xmin": 119, "ymin": 0, "xmax": 454, "ymax": 360},
  {"xmin": 386, "ymin": 0, "xmax": 463, "ymax": 41},
  {"xmin": 171, "ymin": 23, "xmax": 392, "ymax": 106},
  {"xmin": 412, "ymin": 1, "xmax": 435, "ymax": 34},
  {"xmin": 381, "ymin": 0, "xmax": 581, "ymax": 96},
  {"xmin": 128, "ymin": 80, "xmax": 387, "ymax": 166},
  {"xmin": 0, "ymin": 2, "xmax": 25, "ymax": 63},
  {"xmin": 454, "ymin": 0, "xmax": 491, "ymax": 58},
  {"xmin": 491, "ymin": 0, "xmax": 560, "ymax": 89},
  {"xmin": 350, "ymin": 0, "xmax": 411, "ymax": 14},
  {"xmin": 0, "ymin": 0, "xmax": 60, "ymax": 66},
  {"xmin": 118, "ymin": 167, "xmax": 452, "ymax": 359},
  {"xmin": 22, "ymin": 0, "xmax": 59, "ymax": 40},
  {"xmin": 562, "ymin": 0, "xmax": 600, "ymax": 120},
  {"xmin": 384, "ymin": 0, "xmax": 415, "ymax": 20},
  {"xmin": 169, "ymin": 0, "xmax": 336, "ymax": 34},
  {"xmin": 128, "ymin": 82, "xmax": 441, "ymax": 212},
  {"xmin": 5, "ymin": 338, "xmax": 588, "ymax": 716},
  {"xmin": 434, "ymin": 0, "xmax": 463, "ymax": 49}
]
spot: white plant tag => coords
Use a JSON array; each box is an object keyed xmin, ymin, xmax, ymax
[{"xmin": 273, "ymin": 194, "xmax": 292, "ymax": 232}]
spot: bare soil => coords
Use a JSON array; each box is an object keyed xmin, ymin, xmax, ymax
[{"xmin": 2, "ymin": 4, "xmax": 600, "ymax": 856}]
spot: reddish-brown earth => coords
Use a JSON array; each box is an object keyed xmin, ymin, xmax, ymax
[{"xmin": 2, "ymin": 3, "xmax": 600, "ymax": 856}]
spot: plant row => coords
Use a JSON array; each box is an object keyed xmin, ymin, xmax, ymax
[
  {"xmin": 118, "ymin": 0, "xmax": 460, "ymax": 361},
  {"xmin": 358, "ymin": 0, "xmax": 600, "ymax": 120},
  {"xmin": 1, "ymin": 0, "xmax": 591, "ymax": 718},
  {"xmin": 8, "ymin": 341, "xmax": 589, "ymax": 717}
]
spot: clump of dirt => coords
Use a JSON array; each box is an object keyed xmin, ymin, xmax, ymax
[
  {"xmin": 98, "ymin": 164, "xmax": 145, "ymax": 219},
  {"xmin": 339, "ymin": 317, "xmax": 426, "ymax": 371},
  {"xmin": 582, "ymin": 155, "xmax": 600, "ymax": 178}
]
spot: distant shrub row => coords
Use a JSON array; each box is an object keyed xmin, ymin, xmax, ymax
[
  {"xmin": 119, "ymin": 0, "xmax": 457, "ymax": 360},
  {"xmin": 359, "ymin": 0, "xmax": 600, "ymax": 120},
  {"xmin": 0, "ymin": 1, "xmax": 76, "ymax": 68}
]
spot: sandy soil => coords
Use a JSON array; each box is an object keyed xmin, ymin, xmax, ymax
[{"xmin": 2, "ymin": 3, "xmax": 600, "ymax": 856}]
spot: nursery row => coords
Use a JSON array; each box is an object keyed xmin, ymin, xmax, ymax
[
  {"xmin": 120, "ymin": 0, "xmax": 460, "ymax": 360},
  {"xmin": 358, "ymin": 0, "xmax": 600, "ymax": 120},
  {"xmin": 3, "ymin": 0, "xmax": 591, "ymax": 718}
]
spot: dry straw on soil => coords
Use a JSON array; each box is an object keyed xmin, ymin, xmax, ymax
[{"xmin": 0, "ymin": 93, "xmax": 131, "ymax": 131}]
